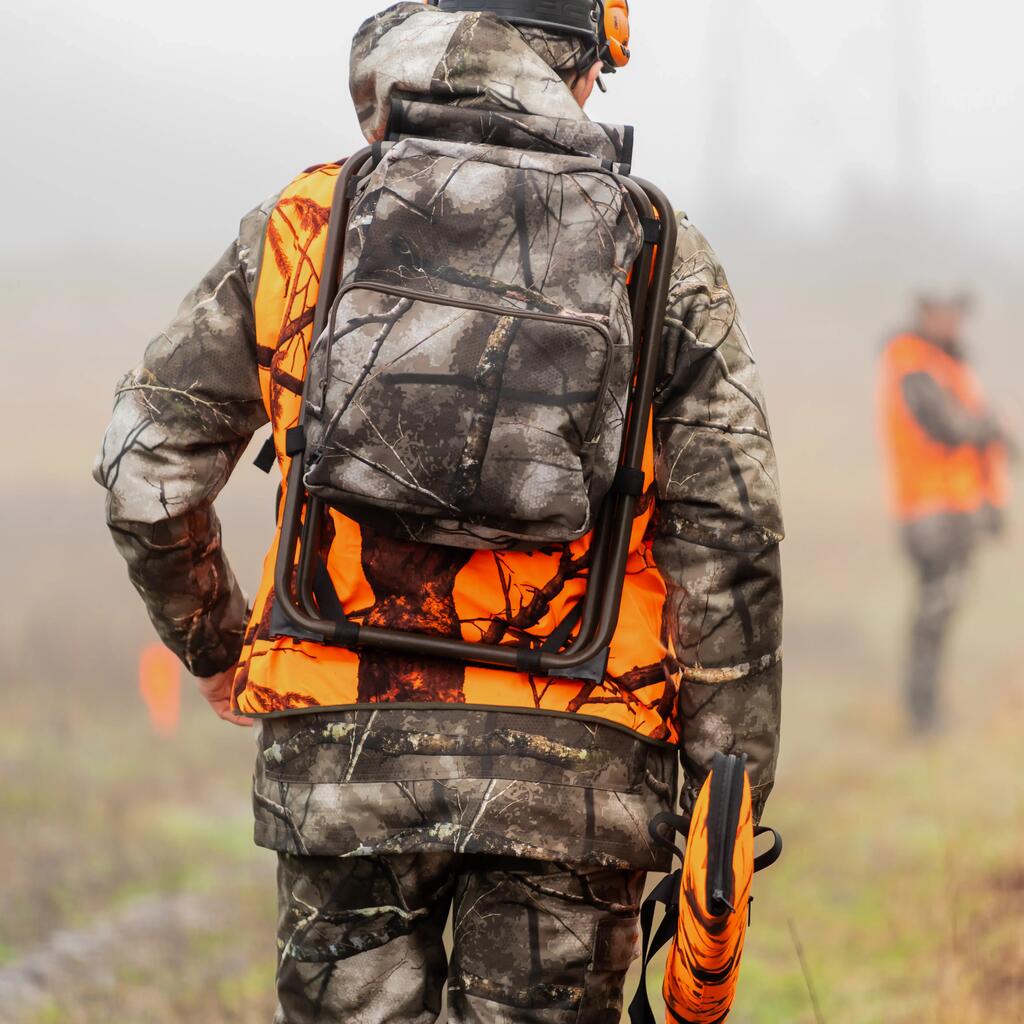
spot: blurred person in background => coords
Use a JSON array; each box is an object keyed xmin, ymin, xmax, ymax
[
  {"xmin": 93, "ymin": 2, "xmax": 784, "ymax": 1020},
  {"xmin": 879, "ymin": 293, "xmax": 1012, "ymax": 734}
]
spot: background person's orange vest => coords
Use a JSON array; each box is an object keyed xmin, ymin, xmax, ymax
[
  {"xmin": 230, "ymin": 164, "xmax": 679, "ymax": 742},
  {"xmin": 879, "ymin": 333, "xmax": 1008, "ymax": 521}
]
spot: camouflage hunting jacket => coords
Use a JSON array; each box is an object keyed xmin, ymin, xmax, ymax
[{"xmin": 94, "ymin": 3, "xmax": 783, "ymax": 868}]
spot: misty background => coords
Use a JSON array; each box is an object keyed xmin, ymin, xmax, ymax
[
  {"xmin": 3, "ymin": 0, "xmax": 1023, "ymax": 488},
  {"xmin": 1, "ymin": 2, "xmax": 1021, "ymax": 1021}
]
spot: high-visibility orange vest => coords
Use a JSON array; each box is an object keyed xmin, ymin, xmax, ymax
[
  {"xmin": 879, "ymin": 333, "xmax": 1008, "ymax": 521},
  {"xmin": 231, "ymin": 163, "xmax": 679, "ymax": 742}
]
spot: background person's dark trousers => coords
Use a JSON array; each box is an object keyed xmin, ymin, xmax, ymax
[{"xmin": 903, "ymin": 513, "xmax": 976, "ymax": 732}]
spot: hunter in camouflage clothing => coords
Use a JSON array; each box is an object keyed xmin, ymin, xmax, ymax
[{"xmin": 95, "ymin": 4, "xmax": 783, "ymax": 1021}]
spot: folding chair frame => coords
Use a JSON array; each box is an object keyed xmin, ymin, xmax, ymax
[{"xmin": 273, "ymin": 145, "xmax": 678, "ymax": 683}]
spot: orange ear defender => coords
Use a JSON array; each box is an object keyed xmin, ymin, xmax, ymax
[{"xmin": 600, "ymin": 0, "xmax": 631, "ymax": 70}]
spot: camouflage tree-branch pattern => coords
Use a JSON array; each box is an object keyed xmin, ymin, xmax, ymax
[
  {"xmin": 514, "ymin": 22, "xmax": 594, "ymax": 79},
  {"xmin": 350, "ymin": 3, "xmax": 592, "ymax": 144},
  {"xmin": 303, "ymin": 135, "xmax": 642, "ymax": 548},
  {"xmin": 232, "ymin": 95, "xmax": 678, "ymax": 740},
  {"xmin": 254, "ymin": 707, "xmax": 676, "ymax": 871},
  {"xmin": 389, "ymin": 100, "xmax": 634, "ymax": 167},
  {"xmin": 95, "ymin": 2, "xmax": 783, "ymax": 860},
  {"xmin": 92, "ymin": 202, "xmax": 274, "ymax": 677},
  {"xmin": 275, "ymin": 849, "xmax": 645, "ymax": 1023},
  {"xmin": 652, "ymin": 216, "xmax": 784, "ymax": 819}
]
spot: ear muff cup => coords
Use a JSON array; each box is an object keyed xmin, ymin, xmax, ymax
[{"xmin": 601, "ymin": 0, "xmax": 630, "ymax": 68}]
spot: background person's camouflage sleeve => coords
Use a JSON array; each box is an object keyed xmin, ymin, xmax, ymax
[
  {"xmin": 92, "ymin": 203, "xmax": 273, "ymax": 677},
  {"xmin": 653, "ymin": 215, "xmax": 784, "ymax": 822},
  {"xmin": 901, "ymin": 370, "xmax": 1002, "ymax": 448}
]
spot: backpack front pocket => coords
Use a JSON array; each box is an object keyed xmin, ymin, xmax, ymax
[{"xmin": 302, "ymin": 283, "xmax": 624, "ymax": 546}]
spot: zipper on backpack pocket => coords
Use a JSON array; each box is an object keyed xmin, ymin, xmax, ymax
[{"xmin": 320, "ymin": 281, "xmax": 618, "ymax": 447}]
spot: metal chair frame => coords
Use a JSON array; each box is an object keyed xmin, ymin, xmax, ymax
[{"xmin": 273, "ymin": 145, "xmax": 677, "ymax": 683}]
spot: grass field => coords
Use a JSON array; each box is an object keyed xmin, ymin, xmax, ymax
[
  {"xmin": 2, "ymin": 262, "xmax": 1021, "ymax": 1023},
  {"xmin": 1, "ymin": 476, "xmax": 1020, "ymax": 1024}
]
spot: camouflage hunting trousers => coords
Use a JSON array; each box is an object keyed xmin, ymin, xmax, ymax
[
  {"xmin": 903, "ymin": 513, "xmax": 977, "ymax": 731},
  {"xmin": 274, "ymin": 850, "xmax": 645, "ymax": 1024}
]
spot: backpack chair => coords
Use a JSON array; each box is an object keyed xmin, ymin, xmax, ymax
[
  {"xmin": 629, "ymin": 754, "xmax": 783, "ymax": 1024},
  {"xmin": 271, "ymin": 101, "xmax": 677, "ymax": 683}
]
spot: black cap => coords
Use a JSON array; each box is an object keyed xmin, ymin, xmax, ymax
[{"xmin": 433, "ymin": 0, "xmax": 600, "ymax": 43}]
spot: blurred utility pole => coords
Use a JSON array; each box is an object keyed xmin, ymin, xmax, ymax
[
  {"xmin": 700, "ymin": 0, "xmax": 752, "ymax": 217},
  {"xmin": 891, "ymin": 0, "xmax": 931, "ymax": 204}
]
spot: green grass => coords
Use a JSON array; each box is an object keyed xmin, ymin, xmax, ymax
[
  {"xmin": 2, "ymin": 479, "xmax": 1021, "ymax": 1022},
  {"xmin": 721, "ymin": 494, "xmax": 1024, "ymax": 1023}
]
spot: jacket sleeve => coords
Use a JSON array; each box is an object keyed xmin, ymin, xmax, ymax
[
  {"xmin": 93, "ymin": 202, "xmax": 273, "ymax": 677},
  {"xmin": 901, "ymin": 371, "xmax": 1001, "ymax": 448},
  {"xmin": 652, "ymin": 215, "xmax": 784, "ymax": 823}
]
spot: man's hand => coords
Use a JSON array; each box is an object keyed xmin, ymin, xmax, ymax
[{"xmin": 197, "ymin": 669, "xmax": 253, "ymax": 727}]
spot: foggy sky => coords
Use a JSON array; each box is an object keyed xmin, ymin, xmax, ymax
[{"xmin": 2, "ymin": 0, "xmax": 1023, "ymax": 271}]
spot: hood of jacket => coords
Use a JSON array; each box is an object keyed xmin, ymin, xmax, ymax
[{"xmin": 350, "ymin": 2, "xmax": 590, "ymax": 143}]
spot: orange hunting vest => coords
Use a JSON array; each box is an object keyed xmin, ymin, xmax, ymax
[
  {"xmin": 231, "ymin": 163, "xmax": 679, "ymax": 742},
  {"xmin": 879, "ymin": 333, "xmax": 1008, "ymax": 521}
]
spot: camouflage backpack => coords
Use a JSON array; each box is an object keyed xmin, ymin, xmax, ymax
[{"xmin": 300, "ymin": 103, "xmax": 647, "ymax": 550}]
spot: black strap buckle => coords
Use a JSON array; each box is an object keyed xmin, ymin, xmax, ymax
[
  {"xmin": 285, "ymin": 426, "xmax": 307, "ymax": 458},
  {"xmin": 253, "ymin": 436, "xmax": 277, "ymax": 474},
  {"xmin": 641, "ymin": 217, "xmax": 661, "ymax": 245},
  {"xmin": 613, "ymin": 467, "xmax": 646, "ymax": 498}
]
